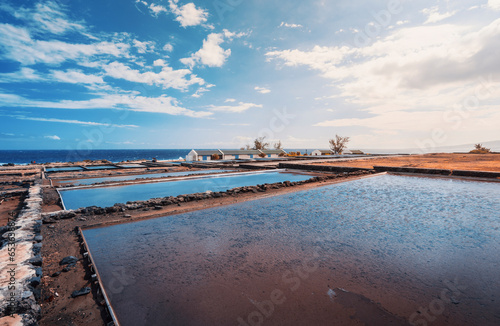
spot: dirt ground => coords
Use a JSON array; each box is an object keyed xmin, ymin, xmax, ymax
[{"xmin": 315, "ymin": 153, "xmax": 500, "ymax": 171}]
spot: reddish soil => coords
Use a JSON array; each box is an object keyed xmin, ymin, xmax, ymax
[{"xmin": 314, "ymin": 153, "xmax": 500, "ymax": 172}]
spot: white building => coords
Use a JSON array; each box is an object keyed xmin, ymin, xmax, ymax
[
  {"xmin": 186, "ymin": 149, "xmax": 223, "ymax": 161},
  {"xmin": 222, "ymin": 150, "xmax": 262, "ymax": 160},
  {"xmin": 311, "ymin": 149, "xmax": 333, "ymax": 156}
]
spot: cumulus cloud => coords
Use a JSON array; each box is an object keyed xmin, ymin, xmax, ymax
[
  {"xmin": 208, "ymin": 102, "xmax": 263, "ymax": 113},
  {"xmin": 488, "ymin": 0, "xmax": 500, "ymax": 10},
  {"xmin": 51, "ymin": 70, "xmax": 104, "ymax": 84},
  {"xmin": 421, "ymin": 6, "xmax": 457, "ymax": 24},
  {"xmin": 181, "ymin": 33, "xmax": 231, "ymax": 68},
  {"xmin": 267, "ymin": 18, "xmax": 500, "ymax": 139},
  {"xmin": 133, "ymin": 40, "xmax": 155, "ymax": 53},
  {"xmin": 254, "ymin": 86, "xmax": 271, "ymax": 94},
  {"xmin": 168, "ymin": 0, "xmax": 208, "ymax": 27},
  {"xmin": 45, "ymin": 135, "xmax": 61, "ymax": 140},
  {"xmin": 163, "ymin": 43, "xmax": 174, "ymax": 52},
  {"xmin": 104, "ymin": 61, "xmax": 204, "ymax": 90}
]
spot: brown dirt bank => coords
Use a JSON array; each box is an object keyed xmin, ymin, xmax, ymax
[
  {"xmin": 39, "ymin": 172, "xmax": 373, "ymax": 326},
  {"xmin": 314, "ymin": 153, "xmax": 500, "ymax": 172}
]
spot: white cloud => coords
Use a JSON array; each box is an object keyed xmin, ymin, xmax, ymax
[
  {"xmin": 153, "ymin": 59, "xmax": 167, "ymax": 66},
  {"xmin": 254, "ymin": 86, "xmax": 271, "ymax": 94},
  {"xmin": 0, "ymin": 2, "xmax": 86, "ymax": 35},
  {"xmin": 133, "ymin": 40, "xmax": 155, "ymax": 53},
  {"xmin": 180, "ymin": 33, "xmax": 231, "ymax": 68},
  {"xmin": 488, "ymin": 0, "xmax": 500, "ymax": 10},
  {"xmin": 149, "ymin": 3, "xmax": 168, "ymax": 15},
  {"xmin": 0, "ymin": 68, "xmax": 43, "ymax": 82},
  {"xmin": 208, "ymin": 102, "xmax": 263, "ymax": 113},
  {"xmin": 267, "ymin": 18, "xmax": 500, "ymax": 139},
  {"xmin": 51, "ymin": 70, "xmax": 104, "ymax": 84},
  {"xmin": 45, "ymin": 135, "xmax": 61, "ymax": 140},
  {"xmin": 421, "ymin": 6, "xmax": 457, "ymax": 24},
  {"xmin": 6, "ymin": 115, "xmax": 138, "ymax": 128},
  {"xmin": 163, "ymin": 43, "xmax": 174, "ymax": 52},
  {"xmin": 0, "ymin": 92, "xmax": 212, "ymax": 118},
  {"xmin": 225, "ymin": 98, "xmax": 236, "ymax": 103},
  {"xmin": 0, "ymin": 23, "xmax": 130, "ymax": 65},
  {"xmin": 168, "ymin": 0, "xmax": 208, "ymax": 27},
  {"xmin": 104, "ymin": 61, "xmax": 204, "ymax": 90},
  {"xmin": 279, "ymin": 22, "xmax": 303, "ymax": 28}
]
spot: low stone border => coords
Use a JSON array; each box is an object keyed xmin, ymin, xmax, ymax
[
  {"xmin": 373, "ymin": 166, "xmax": 452, "ymax": 175},
  {"xmin": 0, "ymin": 181, "xmax": 43, "ymax": 326},
  {"xmin": 278, "ymin": 163, "xmax": 373, "ymax": 173},
  {"xmin": 451, "ymin": 170, "xmax": 500, "ymax": 179}
]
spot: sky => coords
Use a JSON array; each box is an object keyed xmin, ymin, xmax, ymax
[{"xmin": 0, "ymin": 0, "xmax": 499, "ymax": 151}]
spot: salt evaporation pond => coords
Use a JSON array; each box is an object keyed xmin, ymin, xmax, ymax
[
  {"xmin": 46, "ymin": 166, "xmax": 84, "ymax": 172},
  {"xmin": 82, "ymin": 174, "xmax": 500, "ymax": 325},
  {"xmin": 56, "ymin": 169, "xmax": 233, "ymax": 186},
  {"xmin": 60, "ymin": 171, "xmax": 311, "ymax": 210}
]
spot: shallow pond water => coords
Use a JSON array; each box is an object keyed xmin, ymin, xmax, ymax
[
  {"xmin": 60, "ymin": 171, "xmax": 311, "ymax": 210},
  {"xmin": 56, "ymin": 169, "xmax": 233, "ymax": 186},
  {"xmin": 82, "ymin": 174, "xmax": 500, "ymax": 325}
]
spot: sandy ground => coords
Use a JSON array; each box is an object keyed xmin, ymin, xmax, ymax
[{"xmin": 313, "ymin": 153, "xmax": 500, "ymax": 171}]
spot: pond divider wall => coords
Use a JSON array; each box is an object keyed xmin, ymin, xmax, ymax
[
  {"xmin": 278, "ymin": 163, "xmax": 500, "ymax": 179},
  {"xmin": 0, "ymin": 180, "xmax": 43, "ymax": 325},
  {"xmin": 78, "ymin": 227, "xmax": 120, "ymax": 326}
]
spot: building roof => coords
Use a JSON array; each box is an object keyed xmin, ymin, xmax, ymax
[
  {"xmin": 349, "ymin": 150, "xmax": 364, "ymax": 154},
  {"xmin": 222, "ymin": 150, "xmax": 262, "ymax": 155},
  {"xmin": 260, "ymin": 149, "xmax": 287, "ymax": 154},
  {"xmin": 192, "ymin": 149, "xmax": 223, "ymax": 156},
  {"xmin": 313, "ymin": 149, "xmax": 333, "ymax": 154}
]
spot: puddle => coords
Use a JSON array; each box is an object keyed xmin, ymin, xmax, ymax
[{"xmin": 82, "ymin": 174, "xmax": 500, "ymax": 325}]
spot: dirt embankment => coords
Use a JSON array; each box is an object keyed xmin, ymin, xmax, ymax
[{"xmin": 314, "ymin": 153, "xmax": 500, "ymax": 172}]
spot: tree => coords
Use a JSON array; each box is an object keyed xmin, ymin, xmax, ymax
[
  {"xmin": 253, "ymin": 136, "xmax": 269, "ymax": 150},
  {"xmin": 329, "ymin": 134, "xmax": 350, "ymax": 154},
  {"xmin": 274, "ymin": 140, "xmax": 283, "ymax": 150},
  {"xmin": 471, "ymin": 144, "xmax": 491, "ymax": 154}
]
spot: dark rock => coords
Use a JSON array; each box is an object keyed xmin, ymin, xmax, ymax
[
  {"xmin": 34, "ymin": 235, "xmax": 43, "ymax": 242},
  {"xmin": 35, "ymin": 267, "xmax": 43, "ymax": 277},
  {"xmin": 28, "ymin": 256, "xmax": 43, "ymax": 266},
  {"xmin": 71, "ymin": 287, "xmax": 91, "ymax": 298},
  {"xmin": 32, "ymin": 243, "xmax": 42, "ymax": 255},
  {"xmin": 154, "ymin": 206, "xmax": 163, "ymax": 210},
  {"xmin": 51, "ymin": 271, "xmax": 61, "ymax": 277},
  {"xmin": 60, "ymin": 211, "xmax": 76, "ymax": 219},
  {"xmin": 28, "ymin": 276, "xmax": 41, "ymax": 287},
  {"xmin": 59, "ymin": 256, "xmax": 78, "ymax": 265}
]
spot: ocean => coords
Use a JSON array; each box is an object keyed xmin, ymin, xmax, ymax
[
  {"xmin": 0, "ymin": 149, "xmax": 191, "ymax": 165},
  {"xmin": 0, "ymin": 148, "xmax": 321, "ymax": 165}
]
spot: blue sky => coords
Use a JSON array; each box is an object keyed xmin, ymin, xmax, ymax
[{"xmin": 0, "ymin": 0, "xmax": 499, "ymax": 150}]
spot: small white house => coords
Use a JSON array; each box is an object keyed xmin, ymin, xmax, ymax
[
  {"xmin": 222, "ymin": 150, "xmax": 262, "ymax": 160},
  {"xmin": 311, "ymin": 149, "xmax": 333, "ymax": 156},
  {"xmin": 186, "ymin": 149, "xmax": 223, "ymax": 161}
]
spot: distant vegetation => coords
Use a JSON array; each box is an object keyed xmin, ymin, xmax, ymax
[
  {"xmin": 242, "ymin": 136, "xmax": 283, "ymax": 151},
  {"xmin": 329, "ymin": 134, "xmax": 350, "ymax": 154},
  {"xmin": 470, "ymin": 143, "xmax": 491, "ymax": 154}
]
